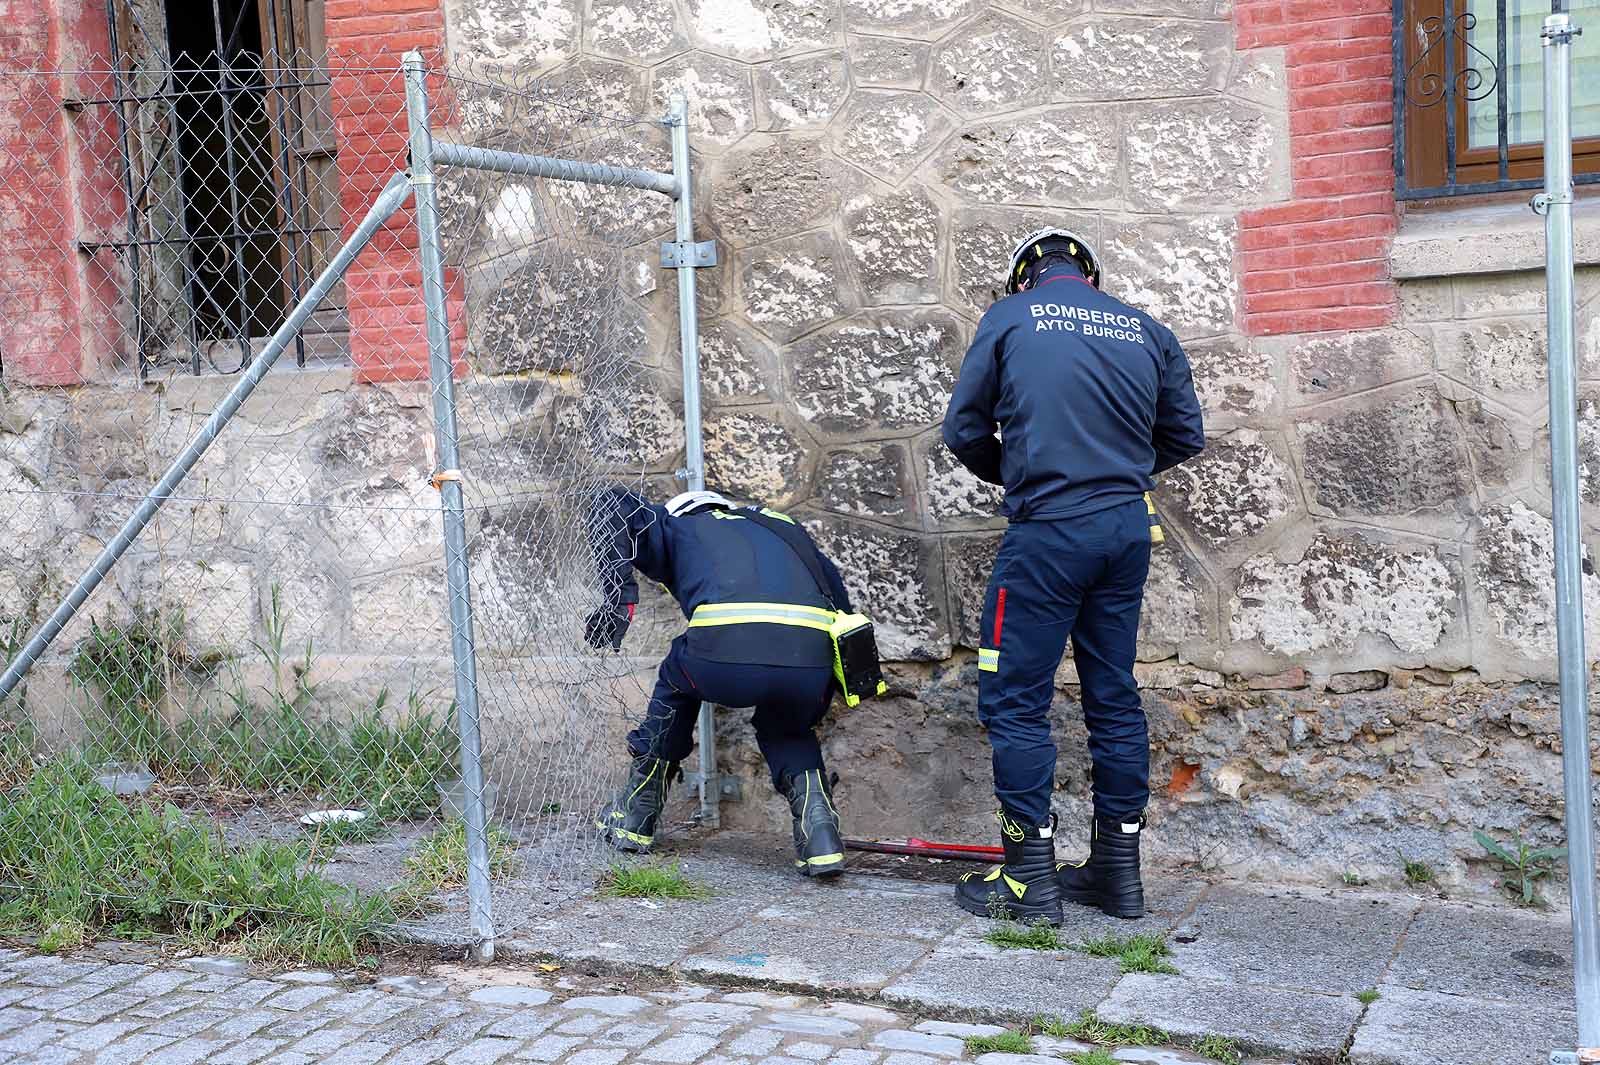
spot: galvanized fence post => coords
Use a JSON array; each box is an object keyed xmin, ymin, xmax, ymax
[
  {"xmin": 403, "ymin": 50, "xmax": 497, "ymax": 962},
  {"xmin": 663, "ymin": 91, "xmax": 721, "ymax": 828},
  {"xmin": 1537, "ymin": 10, "xmax": 1600, "ymax": 1061}
]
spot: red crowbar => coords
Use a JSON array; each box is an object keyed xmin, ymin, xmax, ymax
[{"xmin": 843, "ymin": 837, "xmax": 1005, "ymax": 863}]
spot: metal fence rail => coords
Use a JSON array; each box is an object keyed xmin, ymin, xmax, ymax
[{"xmin": 0, "ymin": 53, "xmax": 709, "ymax": 962}]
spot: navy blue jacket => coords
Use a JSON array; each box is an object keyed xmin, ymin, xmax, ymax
[
  {"xmin": 589, "ymin": 489, "xmax": 852, "ymax": 667},
  {"xmin": 942, "ymin": 266, "xmax": 1205, "ymax": 521}
]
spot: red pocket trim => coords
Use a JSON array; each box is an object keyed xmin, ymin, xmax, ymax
[{"xmin": 993, "ymin": 587, "xmax": 1007, "ymax": 647}]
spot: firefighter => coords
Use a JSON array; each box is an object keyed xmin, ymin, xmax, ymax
[
  {"xmin": 584, "ymin": 487, "xmax": 852, "ymax": 877},
  {"xmin": 941, "ymin": 228, "xmax": 1206, "ymax": 924}
]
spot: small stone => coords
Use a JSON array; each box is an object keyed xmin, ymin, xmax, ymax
[
  {"xmin": 883, "ymin": 1054, "xmax": 940, "ymax": 1065},
  {"xmin": 555, "ymin": 1013, "xmax": 610, "ymax": 1034},
  {"xmin": 59, "ymin": 1021, "xmax": 142, "ymax": 1052},
  {"xmin": 1247, "ymin": 668, "xmax": 1308, "ymax": 691},
  {"xmin": 517, "ymin": 1035, "xmax": 585, "ymax": 1061},
  {"xmin": 785, "ymin": 1043, "xmax": 835, "ymax": 1061},
  {"xmin": 728, "ymin": 1029, "xmax": 784, "ymax": 1055},
  {"xmin": 641, "ymin": 1034, "xmax": 722, "ymax": 1063},
  {"xmin": 375, "ymin": 976, "xmax": 447, "ymax": 998},
  {"xmin": 445, "ymin": 1038, "xmax": 520, "ymax": 1065},
  {"xmin": 605, "ymin": 1022, "xmax": 670, "ymax": 1048},
  {"xmin": 485, "ymin": 1010, "xmax": 558, "ymax": 1040},
  {"xmin": 212, "ymin": 1039, "xmax": 288, "ymax": 1065},
  {"xmin": 821, "ymin": 1004, "xmax": 902, "ymax": 1025},
  {"xmin": 561, "ymin": 995, "xmax": 652, "ymax": 1016},
  {"xmin": 828, "ymin": 1053, "xmax": 882, "ymax": 1065},
  {"xmin": 765, "ymin": 1013, "xmax": 862, "ymax": 1038},
  {"xmin": 469, "ymin": 987, "xmax": 553, "ymax": 1007},
  {"xmin": 1327, "ymin": 670, "xmax": 1388, "ymax": 694},
  {"xmin": 143, "ymin": 1038, "xmax": 232, "ymax": 1065},
  {"xmin": 670, "ymin": 1002, "xmax": 761, "ymax": 1023},
  {"xmin": 263, "ymin": 986, "xmax": 338, "ymax": 1012},
  {"xmin": 568, "ymin": 1052, "xmax": 628, "ymax": 1065},
  {"xmin": 870, "ymin": 1032, "xmax": 965, "ymax": 1058},
  {"xmin": 278, "ymin": 972, "xmax": 337, "ymax": 985},
  {"xmin": 185, "ymin": 958, "xmax": 251, "ymax": 978}
]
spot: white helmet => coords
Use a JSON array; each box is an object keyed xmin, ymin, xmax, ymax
[
  {"xmin": 1005, "ymin": 226, "xmax": 1101, "ymax": 294},
  {"xmin": 666, "ymin": 490, "xmax": 734, "ymax": 517}
]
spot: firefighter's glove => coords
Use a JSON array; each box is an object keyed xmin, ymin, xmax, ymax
[{"xmin": 585, "ymin": 604, "xmax": 633, "ymax": 651}]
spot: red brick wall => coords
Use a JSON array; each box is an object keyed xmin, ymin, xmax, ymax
[
  {"xmin": 1235, "ymin": 0, "xmax": 1399, "ymax": 337},
  {"xmin": 326, "ymin": 0, "xmax": 465, "ymax": 383},
  {"xmin": 0, "ymin": 0, "xmax": 123, "ymax": 385}
]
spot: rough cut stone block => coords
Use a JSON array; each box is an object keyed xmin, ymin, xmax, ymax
[
  {"xmin": 869, "ymin": 1031, "xmax": 965, "ymax": 1058},
  {"xmin": 843, "ymin": 0, "xmax": 980, "ymax": 37},
  {"xmin": 587, "ymin": 0, "xmax": 687, "ymax": 64},
  {"xmin": 703, "ymin": 409, "xmax": 813, "ymax": 507},
  {"xmin": 882, "ymin": 946, "xmax": 1117, "ymax": 1024},
  {"xmin": 1434, "ymin": 318, "xmax": 1561, "ymax": 413},
  {"xmin": 1229, "ymin": 532, "xmax": 1457, "ymax": 659},
  {"xmin": 1283, "ymin": 329, "xmax": 1432, "ymax": 404},
  {"xmin": 1139, "ymin": 546, "xmax": 1209, "ymax": 660},
  {"xmin": 1052, "ymin": 17, "xmax": 1232, "ymax": 100},
  {"xmin": 816, "ymin": 445, "xmax": 913, "ymax": 519},
  {"xmin": 447, "ymin": 0, "xmax": 579, "ymax": 68},
  {"xmin": 757, "ymin": 52, "xmax": 850, "ymax": 130},
  {"xmin": 787, "ymin": 313, "xmax": 964, "ymax": 435},
  {"xmin": 1125, "ymin": 99, "xmax": 1285, "ymax": 212},
  {"xmin": 686, "ymin": 0, "xmax": 839, "ymax": 57},
  {"xmin": 1157, "ymin": 429, "xmax": 1296, "ymax": 549},
  {"xmin": 924, "ymin": 441, "xmax": 1003, "ymax": 526},
  {"xmin": 806, "ymin": 514, "xmax": 950, "ymax": 660},
  {"xmin": 848, "ymin": 35, "xmax": 929, "ymax": 87},
  {"xmin": 742, "ymin": 234, "xmax": 857, "ymax": 342},
  {"xmin": 700, "ymin": 322, "xmax": 775, "ymax": 403},
  {"xmin": 930, "ymin": 15, "xmax": 1047, "ymax": 115},
  {"xmin": 1456, "ymin": 395, "xmax": 1528, "ymax": 491},
  {"xmin": 1099, "ymin": 975, "xmax": 1360, "ymax": 1061},
  {"xmin": 1327, "ymin": 670, "xmax": 1387, "ymax": 694},
  {"xmin": 1296, "ymin": 386, "xmax": 1471, "ymax": 518},
  {"xmin": 842, "ymin": 189, "xmax": 941, "ymax": 306},
  {"xmin": 1474, "ymin": 502, "xmax": 1600, "ymax": 665},
  {"xmin": 1102, "ymin": 215, "xmax": 1237, "ymax": 339},
  {"xmin": 714, "ymin": 137, "xmax": 864, "ymax": 246},
  {"xmin": 473, "ymin": 253, "xmax": 649, "ymax": 376},
  {"xmin": 1186, "ymin": 336, "xmax": 1276, "ymax": 423},
  {"xmin": 652, "ymin": 54, "xmax": 758, "ymax": 148},
  {"xmin": 1348, "ymin": 986, "xmax": 1575, "ymax": 1065},
  {"xmin": 938, "ymin": 108, "xmax": 1121, "ymax": 204},
  {"xmin": 832, "ymin": 92, "xmax": 956, "ymax": 183},
  {"xmin": 1386, "ymin": 902, "xmax": 1576, "ymax": 1010},
  {"xmin": 944, "ymin": 533, "xmax": 1000, "ymax": 649}
]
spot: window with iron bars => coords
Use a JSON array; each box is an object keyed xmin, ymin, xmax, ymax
[
  {"xmin": 1395, "ymin": 0, "xmax": 1600, "ymax": 199},
  {"xmin": 99, "ymin": 0, "xmax": 343, "ymax": 378}
]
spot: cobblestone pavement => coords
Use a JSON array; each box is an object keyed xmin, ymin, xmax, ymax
[{"xmin": 0, "ymin": 943, "xmax": 1264, "ymax": 1065}]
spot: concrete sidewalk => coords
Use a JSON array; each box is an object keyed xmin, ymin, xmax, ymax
[{"xmin": 496, "ymin": 834, "xmax": 1580, "ymax": 1065}]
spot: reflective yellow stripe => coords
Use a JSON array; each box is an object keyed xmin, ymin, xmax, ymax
[
  {"xmin": 800, "ymin": 853, "xmax": 844, "ymax": 867},
  {"xmin": 1145, "ymin": 492, "xmax": 1165, "ymax": 544},
  {"xmin": 689, "ymin": 603, "xmax": 837, "ymax": 633},
  {"xmin": 978, "ymin": 648, "xmax": 999, "ymax": 673},
  {"xmin": 759, "ymin": 508, "xmax": 795, "ymax": 524}
]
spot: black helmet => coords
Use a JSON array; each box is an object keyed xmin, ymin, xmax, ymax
[{"xmin": 1004, "ymin": 226, "xmax": 1101, "ymax": 294}]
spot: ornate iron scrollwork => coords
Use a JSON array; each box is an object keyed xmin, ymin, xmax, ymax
[{"xmin": 1405, "ymin": 10, "xmax": 1501, "ymax": 108}]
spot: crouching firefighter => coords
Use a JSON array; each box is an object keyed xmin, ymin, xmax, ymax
[
  {"xmin": 941, "ymin": 228, "xmax": 1205, "ymax": 925},
  {"xmin": 583, "ymin": 487, "xmax": 886, "ymax": 877}
]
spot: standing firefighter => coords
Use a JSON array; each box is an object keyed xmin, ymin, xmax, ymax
[
  {"xmin": 584, "ymin": 488, "xmax": 879, "ymax": 877},
  {"xmin": 942, "ymin": 228, "xmax": 1205, "ymax": 924}
]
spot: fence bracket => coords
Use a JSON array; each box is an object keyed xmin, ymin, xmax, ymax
[{"xmin": 661, "ymin": 240, "xmax": 716, "ymax": 269}]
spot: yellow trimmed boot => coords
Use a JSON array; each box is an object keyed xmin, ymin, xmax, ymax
[
  {"xmin": 1058, "ymin": 814, "xmax": 1145, "ymax": 919},
  {"xmin": 596, "ymin": 754, "xmax": 678, "ymax": 853},
  {"xmin": 782, "ymin": 769, "xmax": 845, "ymax": 878},
  {"xmin": 955, "ymin": 810, "xmax": 1063, "ymax": 926}
]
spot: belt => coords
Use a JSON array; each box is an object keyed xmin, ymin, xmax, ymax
[{"xmin": 688, "ymin": 602, "xmax": 836, "ymax": 632}]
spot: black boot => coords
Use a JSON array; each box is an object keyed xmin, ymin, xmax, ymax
[
  {"xmin": 596, "ymin": 754, "xmax": 679, "ymax": 853},
  {"xmin": 955, "ymin": 810, "xmax": 1063, "ymax": 926},
  {"xmin": 781, "ymin": 769, "xmax": 844, "ymax": 878},
  {"xmin": 1058, "ymin": 814, "xmax": 1145, "ymax": 919}
]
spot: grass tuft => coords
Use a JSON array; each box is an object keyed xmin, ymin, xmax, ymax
[
  {"xmin": 1067, "ymin": 1052, "xmax": 1118, "ymax": 1065},
  {"xmin": 1194, "ymin": 1034, "xmax": 1242, "ymax": 1065},
  {"xmin": 1075, "ymin": 932, "xmax": 1178, "ymax": 975},
  {"xmin": 1062, "ymin": 1011, "xmax": 1170, "ymax": 1048},
  {"xmin": 984, "ymin": 918, "xmax": 1063, "ymax": 951},
  {"xmin": 1356, "ymin": 987, "xmax": 1380, "ymax": 1005},
  {"xmin": 402, "ymin": 821, "xmax": 518, "ymax": 894},
  {"xmin": 600, "ymin": 862, "xmax": 709, "ymax": 900},
  {"xmin": 965, "ymin": 1031, "xmax": 1034, "ymax": 1056},
  {"xmin": 1397, "ymin": 849, "xmax": 1434, "ymax": 886},
  {"xmin": 0, "ymin": 761, "xmax": 394, "ymax": 966}
]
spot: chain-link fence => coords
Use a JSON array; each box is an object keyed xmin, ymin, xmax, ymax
[{"xmin": 0, "ymin": 51, "xmax": 706, "ymax": 959}]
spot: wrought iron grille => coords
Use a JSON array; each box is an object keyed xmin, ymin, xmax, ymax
[
  {"xmin": 1395, "ymin": 0, "xmax": 1600, "ymax": 199},
  {"xmin": 91, "ymin": 0, "xmax": 346, "ymax": 377}
]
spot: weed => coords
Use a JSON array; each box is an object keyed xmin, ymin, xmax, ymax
[
  {"xmin": 304, "ymin": 815, "xmax": 385, "ymax": 849},
  {"xmin": 1075, "ymin": 933, "xmax": 1178, "ymax": 975},
  {"xmin": 1397, "ymin": 850, "xmax": 1434, "ymax": 886},
  {"xmin": 1356, "ymin": 988, "xmax": 1380, "ymax": 1005},
  {"xmin": 1030, "ymin": 1014, "xmax": 1071, "ymax": 1039},
  {"xmin": 402, "ymin": 821, "xmax": 518, "ymax": 897},
  {"xmin": 1062, "ymin": 1011, "xmax": 1170, "ymax": 1048},
  {"xmin": 1475, "ymin": 830, "xmax": 1566, "ymax": 907},
  {"xmin": 1194, "ymin": 1035, "xmax": 1242, "ymax": 1065},
  {"xmin": 0, "ymin": 716, "xmax": 34, "ymax": 790},
  {"xmin": 69, "ymin": 611, "xmax": 186, "ymax": 767},
  {"xmin": 984, "ymin": 918, "xmax": 1063, "ymax": 951},
  {"xmin": 0, "ymin": 760, "xmax": 393, "ymax": 966},
  {"xmin": 1341, "ymin": 869, "xmax": 1367, "ymax": 886},
  {"xmin": 600, "ymin": 862, "xmax": 709, "ymax": 900},
  {"xmin": 965, "ymin": 1032, "xmax": 1034, "ymax": 1056},
  {"xmin": 1067, "ymin": 1052, "xmax": 1118, "ymax": 1065}
]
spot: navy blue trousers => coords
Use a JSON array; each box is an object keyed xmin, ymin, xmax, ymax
[
  {"xmin": 977, "ymin": 498, "xmax": 1151, "ymax": 826},
  {"xmin": 629, "ymin": 636, "xmax": 835, "ymax": 790}
]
